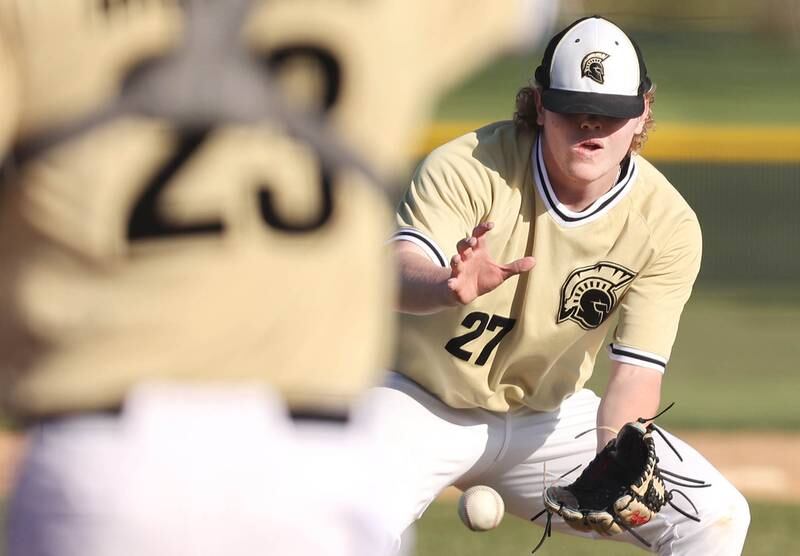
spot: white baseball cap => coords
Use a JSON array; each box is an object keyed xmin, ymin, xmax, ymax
[{"xmin": 534, "ymin": 16, "xmax": 652, "ymax": 118}]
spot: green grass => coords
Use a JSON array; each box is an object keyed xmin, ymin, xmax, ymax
[
  {"xmin": 1, "ymin": 497, "xmax": 797, "ymax": 555},
  {"xmin": 1, "ymin": 497, "xmax": 798, "ymax": 555},
  {"xmin": 435, "ymin": 32, "xmax": 800, "ymax": 124},
  {"xmin": 416, "ymin": 498, "xmax": 800, "ymax": 556},
  {"xmin": 586, "ymin": 286, "xmax": 800, "ymax": 430}
]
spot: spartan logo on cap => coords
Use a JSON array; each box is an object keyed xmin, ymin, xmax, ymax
[
  {"xmin": 580, "ymin": 51, "xmax": 610, "ymax": 85},
  {"xmin": 557, "ymin": 261, "xmax": 636, "ymax": 330}
]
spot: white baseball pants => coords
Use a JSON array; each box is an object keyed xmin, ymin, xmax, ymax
[
  {"xmin": 6, "ymin": 383, "xmax": 398, "ymax": 556},
  {"xmin": 353, "ymin": 372, "xmax": 750, "ymax": 555}
]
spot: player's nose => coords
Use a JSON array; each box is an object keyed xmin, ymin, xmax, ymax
[{"xmin": 579, "ymin": 115, "xmax": 602, "ymax": 130}]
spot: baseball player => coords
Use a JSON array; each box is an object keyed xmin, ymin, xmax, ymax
[
  {"xmin": 356, "ymin": 16, "xmax": 751, "ymax": 554},
  {"xmin": 0, "ymin": 1, "xmax": 558, "ymax": 555}
]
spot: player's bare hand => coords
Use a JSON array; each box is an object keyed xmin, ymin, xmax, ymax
[{"xmin": 446, "ymin": 222, "xmax": 535, "ymax": 305}]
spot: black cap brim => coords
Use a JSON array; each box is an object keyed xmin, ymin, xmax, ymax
[{"xmin": 542, "ymin": 89, "xmax": 644, "ymax": 119}]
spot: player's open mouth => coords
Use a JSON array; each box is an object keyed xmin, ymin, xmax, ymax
[
  {"xmin": 574, "ymin": 140, "xmax": 603, "ymax": 155},
  {"xmin": 578, "ymin": 140, "xmax": 602, "ymax": 151}
]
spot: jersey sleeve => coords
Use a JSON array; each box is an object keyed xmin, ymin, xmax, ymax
[
  {"xmin": 609, "ymin": 213, "xmax": 702, "ymax": 372},
  {"xmin": 393, "ymin": 145, "xmax": 490, "ymax": 267}
]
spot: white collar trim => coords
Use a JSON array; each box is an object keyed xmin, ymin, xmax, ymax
[{"xmin": 532, "ymin": 134, "xmax": 637, "ymax": 228}]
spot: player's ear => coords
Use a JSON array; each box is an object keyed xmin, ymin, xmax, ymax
[
  {"xmin": 633, "ymin": 96, "xmax": 650, "ymax": 135},
  {"xmin": 533, "ymin": 87, "xmax": 545, "ymax": 126}
]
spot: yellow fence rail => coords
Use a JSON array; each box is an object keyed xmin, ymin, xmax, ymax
[{"xmin": 419, "ymin": 122, "xmax": 800, "ymax": 163}]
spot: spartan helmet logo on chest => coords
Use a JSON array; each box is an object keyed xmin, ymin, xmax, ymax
[
  {"xmin": 557, "ymin": 262, "xmax": 636, "ymax": 330},
  {"xmin": 580, "ymin": 51, "xmax": 610, "ymax": 85}
]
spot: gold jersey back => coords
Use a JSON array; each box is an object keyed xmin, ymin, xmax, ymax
[
  {"xmin": 0, "ymin": 0, "xmax": 401, "ymax": 418},
  {"xmin": 393, "ymin": 121, "xmax": 702, "ymax": 412}
]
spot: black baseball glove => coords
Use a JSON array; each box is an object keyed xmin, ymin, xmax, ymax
[{"xmin": 530, "ymin": 406, "xmax": 710, "ymax": 552}]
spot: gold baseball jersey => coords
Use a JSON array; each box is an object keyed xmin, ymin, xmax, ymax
[
  {"xmin": 0, "ymin": 0, "xmax": 554, "ymax": 419},
  {"xmin": 393, "ymin": 121, "xmax": 702, "ymax": 412}
]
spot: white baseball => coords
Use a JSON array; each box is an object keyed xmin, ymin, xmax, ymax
[{"xmin": 457, "ymin": 485, "xmax": 505, "ymax": 532}]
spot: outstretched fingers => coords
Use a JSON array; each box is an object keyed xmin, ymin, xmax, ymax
[
  {"xmin": 447, "ymin": 222, "xmax": 533, "ymax": 305},
  {"xmin": 456, "ymin": 222, "xmax": 495, "ymax": 260},
  {"xmin": 458, "ymin": 221, "xmax": 494, "ymax": 253},
  {"xmin": 455, "ymin": 237, "xmax": 476, "ymax": 262},
  {"xmin": 450, "ymin": 253, "xmax": 462, "ymax": 272},
  {"xmin": 500, "ymin": 256, "xmax": 536, "ymax": 279},
  {"xmin": 471, "ymin": 221, "xmax": 495, "ymax": 241}
]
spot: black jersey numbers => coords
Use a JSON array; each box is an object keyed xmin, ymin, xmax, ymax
[
  {"xmin": 445, "ymin": 312, "xmax": 516, "ymax": 366},
  {"xmin": 127, "ymin": 128, "xmax": 222, "ymax": 240},
  {"xmin": 258, "ymin": 45, "xmax": 339, "ymax": 233},
  {"xmin": 126, "ymin": 45, "xmax": 341, "ymax": 243}
]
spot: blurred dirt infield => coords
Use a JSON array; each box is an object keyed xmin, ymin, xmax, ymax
[
  {"xmin": 1, "ymin": 430, "xmax": 799, "ymax": 502},
  {"xmin": 676, "ymin": 431, "xmax": 800, "ymax": 503}
]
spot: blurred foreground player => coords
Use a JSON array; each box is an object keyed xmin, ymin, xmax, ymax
[
  {"xmin": 358, "ymin": 16, "xmax": 750, "ymax": 554},
  {"xmin": 0, "ymin": 1, "xmax": 558, "ymax": 555}
]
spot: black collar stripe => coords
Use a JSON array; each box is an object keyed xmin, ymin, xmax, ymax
[
  {"xmin": 533, "ymin": 136, "xmax": 637, "ymax": 226},
  {"xmin": 392, "ymin": 227, "xmax": 447, "ymax": 267}
]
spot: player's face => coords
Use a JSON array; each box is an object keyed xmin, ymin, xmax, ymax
[{"xmin": 535, "ymin": 93, "xmax": 648, "ymax": 189}]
